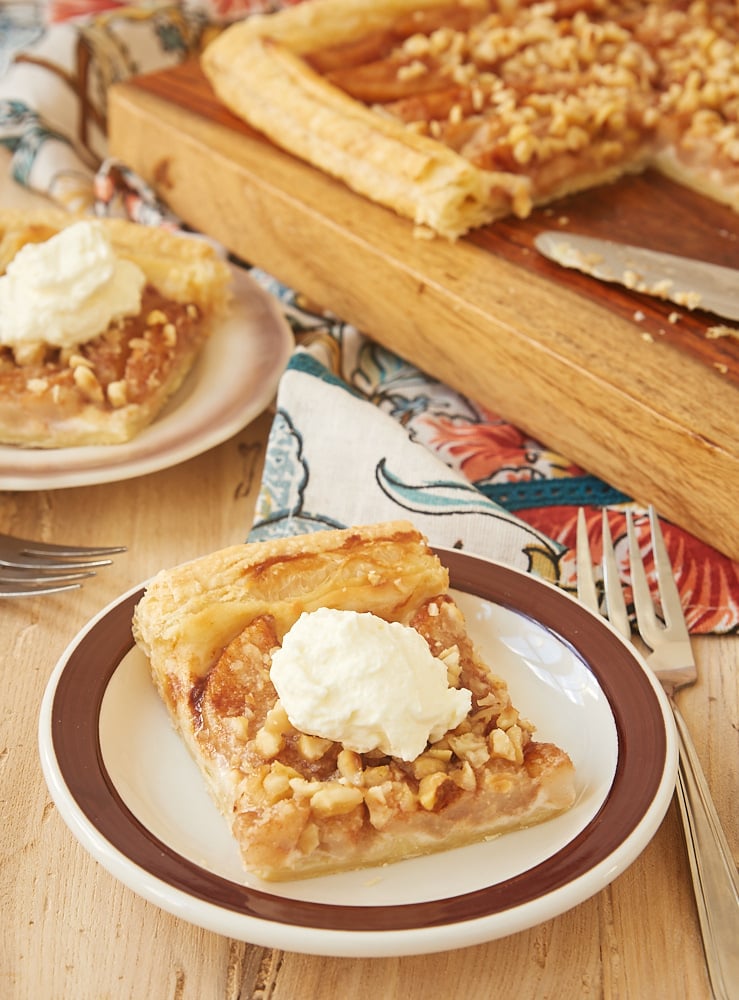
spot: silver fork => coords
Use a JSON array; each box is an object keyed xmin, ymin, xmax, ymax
[
  {"xmin": 576, "ymin": 506, "xmax": 739, "ymax": 1000},
  {"xmin": 0, "ymin": 532, "xmax": 126, "ymax": 597}
]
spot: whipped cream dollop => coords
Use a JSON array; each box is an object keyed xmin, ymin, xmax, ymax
[
  {"xmin": 0, "ymin": 220, "xmax": 146, "ymax": 355},
  {"xmin": 270, "ymin": 608, "xmax": 472, "ymax": 761}
]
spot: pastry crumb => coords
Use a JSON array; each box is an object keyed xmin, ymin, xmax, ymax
[{"xmin": 705, "ymin": 325, "xmax": 738, "ymax": 340}]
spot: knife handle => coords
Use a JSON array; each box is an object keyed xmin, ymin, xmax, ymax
[{"xmin": 671, "ymin": 699, "xmax": 739, "ymax": 1000}]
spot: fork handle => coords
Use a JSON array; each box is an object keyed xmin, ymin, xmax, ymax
[{"xmin": 670, "ymin": 699, "xmax": 739, "ymax": 1000}]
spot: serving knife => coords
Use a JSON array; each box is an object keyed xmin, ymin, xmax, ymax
[{"xmin": 534, "ymin": 231, "xmax": 739, "ymax": 322}]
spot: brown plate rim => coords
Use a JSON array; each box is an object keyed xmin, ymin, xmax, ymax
[{"xmin": 45, "ymin": 548, "xmax": 672, "ymax": 935}]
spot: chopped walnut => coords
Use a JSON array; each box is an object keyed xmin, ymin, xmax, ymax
[
  {"xmin": 410, "ymin": 751, "xmax": 449, "ymax": 780},
  {"xmin": 418, "ymin": 771, "xmax": 456, "ymax": 811},
  {"xmin": 397, "ymin": 59, "xmax": 428, "ymax": 81},
  {"xmin": 262, "ymin": 762, "xmax": 297, "ymax": 803},
  {"xmin": 492, "ymin": 703, "xmax": 514, "ymax": 730},
  {"xmin": 162, "ymin": 322, "xmax": 177, "ymax": 347},
  {"xmin": 448, "ymin": 732, "xmax": 490, "ymax": 768},
  {"xmin": 489, "ymin": 724, "xmax": 524, "ymax": 764},
  {"xmin": 452, "ymin": 760, "xmax": 477, "ymax": 791},
  {"xmin": 439, "ymin": 645, "xmax": 462, "ymax": 687},
  {"xmin": 310, "ymin": 782, "xmax": 364, "ymax": 818},
  {"xmin": 254, "ymin": 701, "xmax": 293, "ymax": 759},
  {"xmin": 68, "ymin": 353, "xmax": 93, "ymax": 370},
  {"xmin": 364, "ymin": 783, "xmax": 394, "ymax": 830},
  {"xmin": 107, "ymin": 379, "xmax": 128, "ymax": 408},
  {"xmin": 297, "ymin": 733, "xmax": 334, "ymax": 761},
  {"xmin": 73, "ymin": 364, "xmax": 104, "ymax": 403},
  {"xmin": 337, "ymin": 748, "xmax": 363, "ymax": 784}
]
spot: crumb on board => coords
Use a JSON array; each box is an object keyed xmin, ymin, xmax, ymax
[
  {"xmin": 705, "ymin": 325, "xmax": 738, "ymax": 340},
  {"xmin": 674, "ymin": 290, "xmax": 702, "ymax": 309}
]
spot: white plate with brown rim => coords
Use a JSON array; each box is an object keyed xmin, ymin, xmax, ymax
[{"xmin": 38, "ymin": 548, "xmax": 677, "ymax": 957}]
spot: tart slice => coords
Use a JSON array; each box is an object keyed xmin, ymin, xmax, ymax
[
  {"xmin": 0, "ymin": 209, "xmax": 231, "ymax": 447},
  {"xmin": 132, "ymin": 521, "xmax": 576, "ymax": 881}
]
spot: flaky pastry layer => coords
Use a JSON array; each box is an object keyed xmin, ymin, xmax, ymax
[{"xmin": 202, "ymin": 0, "xmax": 530, "ymax": 239}]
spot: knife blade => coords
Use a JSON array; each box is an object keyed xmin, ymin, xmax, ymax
[{"xmin": 534, "ymin": 231, "xmax": 739, "ymax": 322}]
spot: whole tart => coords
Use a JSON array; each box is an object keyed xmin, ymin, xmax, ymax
[{"xmin": 0, "ymin": 210, "xmax": 231, "ymax": 447}]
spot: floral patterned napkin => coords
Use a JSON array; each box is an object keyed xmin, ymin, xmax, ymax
[
  {"xmin": 1, "ymin": 1, "xmax": 737, "ymax": 634},
  {"xmin": 245, "ymin": 304, "xmax": 566, "ymax": 579}
]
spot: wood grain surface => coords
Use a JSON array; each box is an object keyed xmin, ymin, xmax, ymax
[
  {"xmin": 108, "ymin": 59, "xmax": 739, "ymax": 560},
  {"xmin": 3, "ymin": 127, "xmax": 735, "ymax": 1000},
  {"xmin": 2, "ymin": 409, "xmax": 736, "ymax": 999}
]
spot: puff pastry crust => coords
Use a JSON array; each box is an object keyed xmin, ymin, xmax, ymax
[
  {"xmin": 0, "ymin": 210, "xmax": 231, "ymax": 448},
  {"xmin": 202, "ymin": 0, "xmax": 739, "ymax": 239},
  {"xmin": 133, "ymin": 521, "xmax": 576, "ymax": 881},
  {"xmin": 203, "ymin": 0, "xmax": 524, "ymax": 239}
]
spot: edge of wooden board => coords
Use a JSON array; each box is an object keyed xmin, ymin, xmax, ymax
[{"xmin": 109, "ymin": 75, "xmax": 739, "ymax": 560}]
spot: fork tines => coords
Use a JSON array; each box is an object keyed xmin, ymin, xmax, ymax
[
  {"xmin": 0, "ymin": 532, "xmax": 126, "ymax": 596},
  {"xmin": 18, "ymin": 540, "xmax": 126, "ymax": 558},
  {"xmin": 627, "ymin": 506, "xmax": 691, "ymax": 647},
  {"xmin": 576, "ymin": 507, "xmax": 630, "ymax": 639},
  {"xmin": 576, "ymin": 505, "xmax": 688, "ymax": 646},
  {"xmin": 1, "ymin": 540, "xmax": 126, "ymax": 571},
  {"xmin": 0, "ymin": 579, "xmax": 86, "ymax": 597}
]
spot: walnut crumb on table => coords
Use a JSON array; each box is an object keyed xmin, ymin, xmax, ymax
[{"xmin": 706, "ymin": 325, "xmax": 738, "ymax": 340}]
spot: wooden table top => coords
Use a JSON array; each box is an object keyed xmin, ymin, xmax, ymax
[
  {"xmin": 3, "ymin": 402, "xmax": 737, "ymax": 999},
  {"xmin": 1, "ymin": 161, "xmax": 736, "ymax": 1000}
]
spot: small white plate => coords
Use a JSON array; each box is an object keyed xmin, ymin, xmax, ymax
[
  {"xmin": 0, "ymin": 267, "xmax": 293, "ymax": 489},
  {"xmin": 39, "ymin": 550, "xmax": 677, "ymax": 957}
]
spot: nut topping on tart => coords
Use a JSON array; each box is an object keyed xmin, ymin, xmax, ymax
[
  {"xmin": 133, "ymin": 521, "xmax": 577, "ymax": 881},
  {"xmin": 270, "ymin": 606, "xmax": 472, "ymax": 761}
]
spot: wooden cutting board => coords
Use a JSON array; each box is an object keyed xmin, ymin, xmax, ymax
[{"xmin": 108, "ymin": 59, "xmax": 739, "ymax": 560}]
